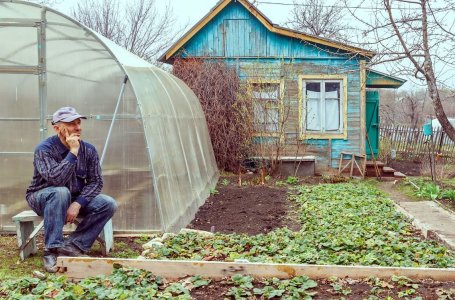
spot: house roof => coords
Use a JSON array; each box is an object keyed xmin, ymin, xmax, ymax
[
  {"xmin": 366, "ymin": 69, "xmax": 406, "ymax": 88},
  {"xmin": 159, "ymin": 0, "xmax": 375, "ymax": 63}
]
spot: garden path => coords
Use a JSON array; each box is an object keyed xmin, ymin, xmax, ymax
[{"xmin": 377, "ymin": 181, "xmax": 455, "ymax": 251}]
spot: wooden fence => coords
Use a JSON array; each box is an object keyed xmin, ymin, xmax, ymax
[{"xmin": 380, "ymin": 125, "xmax": 455, "ymax": 161}]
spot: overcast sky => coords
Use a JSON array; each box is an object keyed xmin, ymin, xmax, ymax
[{"xmin": 51, "ymin": 0, "xmax": 292, "ymax": 26}]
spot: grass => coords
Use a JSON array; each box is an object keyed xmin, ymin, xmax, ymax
[
  {"xmin": 0, "ymin": 235, "xmax": 44, "ymax": 280},
  {"xmin": 0, "ymin": 235, "xmax": 147, "ymax": 279},
  {"xmin": 396, "ymin": 178, "xmax": 422, "ymax": 200},
  {"xmin": 398, "ymin": 176, "xmax": 455, "ymax": 200}
]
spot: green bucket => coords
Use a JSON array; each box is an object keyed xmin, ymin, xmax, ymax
[{"xmin": 423, "ymin": 123, "xmax": 433, "ymax": 136}]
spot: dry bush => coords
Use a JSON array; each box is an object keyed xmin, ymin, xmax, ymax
[
  {"xmin": 421, "ymin": 158, "xmax": 455, "ymax": 180},
  {"xmin": 378, "ymin": 136, "xmax": 392, "ymax": 164},
  {"xmin": 172, "ymin": 58, "xmax": 254, "ymax": 172}
]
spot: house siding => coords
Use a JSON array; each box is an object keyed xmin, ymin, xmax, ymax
[{"xmin": 181, "ymin": 2, "xmax": 351, "ymax": 60}]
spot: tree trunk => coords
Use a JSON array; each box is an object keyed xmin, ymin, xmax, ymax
[
  {"xmin": 426, "ymin": 77, "xmax": 455, "ymax": 141},
  {"xmin": 419, "ymin": 0, "xmax": 455, "ymax": 142}
]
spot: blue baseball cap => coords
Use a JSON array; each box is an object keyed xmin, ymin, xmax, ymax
[{"xmin": 52, "ymin": 107, "xmax": 87, "ymax": 125}]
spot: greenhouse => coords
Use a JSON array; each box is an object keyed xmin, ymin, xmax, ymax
[{"xmin": 0, "ymin": 1, "xmax": 219, "ymax": 232}]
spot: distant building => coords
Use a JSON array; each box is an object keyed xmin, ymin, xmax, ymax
[{"xmin": 432, "ymin": 118, "xmax": 455, "ymax": 130}]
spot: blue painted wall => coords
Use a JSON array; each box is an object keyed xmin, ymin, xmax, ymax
[
  {"xmin": 181, "ymin": 2, "xmax": 352, "ymax": 60},
  {"xmin": 174, "ymin": 1, "xmax": 366, "ymax": 172}
]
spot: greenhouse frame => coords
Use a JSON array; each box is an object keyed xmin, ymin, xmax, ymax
[{"xmin": 0, "ymin": 0, "xmax": 219, "ymax": 233}]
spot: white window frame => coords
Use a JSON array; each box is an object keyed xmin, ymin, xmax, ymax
[{"xmin": 299, "ymin": 75, "xmax": 348, "ymax": 140}]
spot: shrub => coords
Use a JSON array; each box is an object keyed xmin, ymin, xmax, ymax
[{"xmin": 173, "ymin": 58, "xmax": 254, "ymax": 172}]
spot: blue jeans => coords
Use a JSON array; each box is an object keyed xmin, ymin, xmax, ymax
[{"xmin": 29, "ymin": 187, "xmax": 117, "ymax": 252}]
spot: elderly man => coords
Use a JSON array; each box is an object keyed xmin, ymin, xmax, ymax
[{"xmin": 26, "ymin": 107, "xmax": 117, "ymax": 273}]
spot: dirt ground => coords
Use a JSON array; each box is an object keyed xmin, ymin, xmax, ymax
[
  {"xmin": 390, "ymin": 159, "xmax": 423, "ymax": 176},
  {"xmin": 187, "ymin": 180, "xmax": 301, "ymax": 235}
]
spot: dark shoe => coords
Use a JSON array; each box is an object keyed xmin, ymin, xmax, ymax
[
  {"xmin": 43, "ymin": 250, "xmax": 58, "ymax": 273},
  {"xmin": 57, "ymin": 243, "xmax": 88, "ymax": 257}
]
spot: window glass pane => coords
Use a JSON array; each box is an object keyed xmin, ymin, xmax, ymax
[
  {"xmin": 325, "ymin": 99, "xmax": 340, "ymax": 131},
  {"xmin": 325, "ymin": 82, "xmax": 340, "ymax": 99},
  {"xmin": 252, "ymin": 83, "xmax": 279, "ymax": 132},
  {"xmin": 325, "ymin": 82, "xmax": 341, "ymax": 131},
  {"xmin": 307, "ymin": 99, "xmax": 320, "ymax": 130},
  {"xmin": 253, "ymin": 102, "xmax": 266, "ymax": 131},
  {"xmin": 252, "ymin": 83, "xmax": 279, "ymax": 100},
  {"xmin": 252, "ymin": 89, "xmax": 279, "ymax": 99},
  {"xmin": 306, "ymin": 82, "xmax": 321, "ymax": 99},
  {"xmin": 306, "ymin": 82, "xmax": 320, "ymax": 131},
  {"xmin": 266, "ymin": 105, "xmax": 279, "ymax": 132}
]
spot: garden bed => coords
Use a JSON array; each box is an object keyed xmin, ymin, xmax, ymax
[{"xmin": 143, "ymin": 182, "xmax": 455, "ymax": 268}]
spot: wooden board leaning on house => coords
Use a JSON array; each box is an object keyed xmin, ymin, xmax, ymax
[{"xmin": 57, "ymin": 257, "xmax": 455, "ymax": 282}]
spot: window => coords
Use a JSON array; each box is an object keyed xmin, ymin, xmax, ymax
[
  {"xmin": 251, "ymin": 82, "xmax": 281, "ymax": 133},
  {"xmin": 300, "ymin": 76, "xmax": 347, "ymax": 139}
]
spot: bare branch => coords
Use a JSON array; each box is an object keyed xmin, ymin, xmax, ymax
[
  {"xmin": 71, "ymin": 0, "xmax": 183, "ymax": 64},
  {"xmin": 286, "ymin": 0, "xmax": 353, "ymax": 42}
]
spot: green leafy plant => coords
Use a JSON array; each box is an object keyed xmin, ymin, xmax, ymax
[
  {"xmin": 417, "ymin": 183, "xmax": 440, "ymax": 200},
  {"xmin": 286, "ymin": 176, "xmax": 299, "ymax": 185},
  {"xmin": 226, "ymin": 286, "xmax": 252, "ymax": 299},
  {"xmin": 440, "ymin": 189, "xmax": 455, "ymax": 201},
  {"xmin": 188, "ymin": 275, "xmax": 211, "ymax": 288},
  {"xmin": 209, "ymin": 188, "xmax": 219, "ymax": 195},
  {"xmin": 221, "ymin": 179, "xmax": 230, "ymax": 186},
  {"xmin": 134, "ymin": 234, "xmax": 153, "ymax": 244},
  {"xmin": 231, "ymin": 274, "xmax": 254, "ymax": 289}
]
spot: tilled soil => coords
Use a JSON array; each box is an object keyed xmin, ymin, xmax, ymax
[{"xmin": 187, "ymin": 181, "xmax": 301, "ymax": 235}]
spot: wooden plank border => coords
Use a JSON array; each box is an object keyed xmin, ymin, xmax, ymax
[{"xmin": 57, "ymin": 257, "xmax": 455, "ymax": 282}]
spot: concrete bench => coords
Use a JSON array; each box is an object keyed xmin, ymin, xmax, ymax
[
  {"xmin": 276, "ymin": 156, "xmax": 316, "ymax": 177},
  {"xmin": 248, "ymin": 156, "xmax": 316, "ymax": 176},
  {"xmin": 12, "ymin": 210, "xmax": 114, "ymax": 260}
]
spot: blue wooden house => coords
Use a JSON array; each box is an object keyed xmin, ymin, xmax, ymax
[{"xmin": 160, "ymin": 0, "xmax": 405, "ymax": 174}]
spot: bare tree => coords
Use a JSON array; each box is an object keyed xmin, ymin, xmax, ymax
[
  {"xmin": 287, "ymin": 0, "xmax": 352, "ymax": 42},
  {"xmin": 398, "ymin": 91, "xmax": 428, "ymax": 129},
  {"xmin": 380, "ymin": 89, "xmax": 431, "ymax": 127},
  {"xmin": 71, "ymin": 0, "xmax": 180, "ymax": 64},
  {"xmin": 349, "ymin": 0, "xmax": 455, "ymax": 141},
  {"xmin": 379, "ymin": 90, "xmax": 399, "ymax": 125}
]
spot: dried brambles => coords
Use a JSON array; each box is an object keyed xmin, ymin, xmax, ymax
[{"xmin": 173, "ymin": 59, "xmax": 254, "ymax": 172}]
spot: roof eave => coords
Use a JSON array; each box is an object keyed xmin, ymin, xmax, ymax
[
  {"xmin": 366, "ymin": 69, "xmax": 406, "ymax": 89},
  {"xmin": 159, "ymin": 0, "xmax": 375, "ymax": 64}
]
